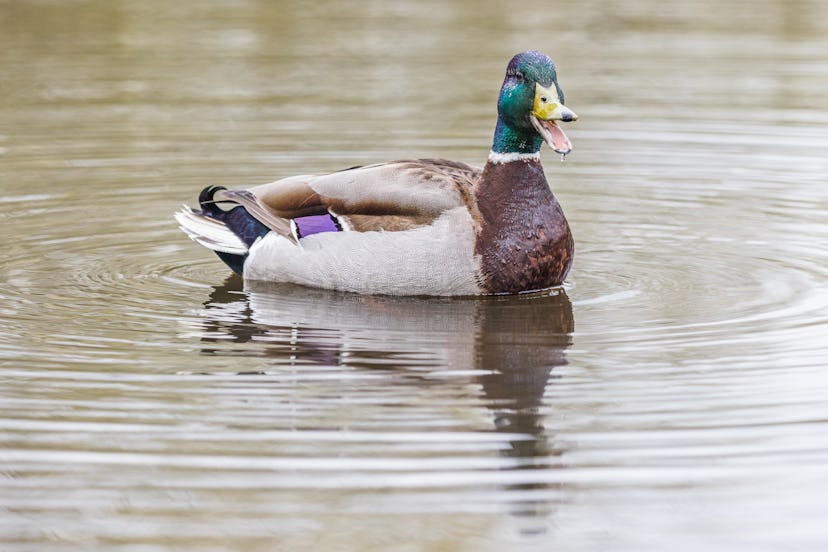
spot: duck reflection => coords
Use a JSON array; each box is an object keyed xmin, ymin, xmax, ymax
[
  {"xmin": 198, "ymin": 275, "xmax": 573, "ymax": 523},
  {"xmin": 474, "ymin": 291, "xmax": 572, "ymax": 522}
]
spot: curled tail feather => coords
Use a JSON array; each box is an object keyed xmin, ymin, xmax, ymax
[{"xmin": 175, "ymin": 186, "xmax": 273, "ymax": 274}]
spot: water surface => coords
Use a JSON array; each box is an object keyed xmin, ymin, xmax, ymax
[{"xmin": 2, "ymin": 1, "xmax": 828, "ymax": 550}]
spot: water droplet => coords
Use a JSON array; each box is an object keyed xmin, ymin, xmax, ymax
[{"xmin": 560, "ymin": 153, "xmax": 567, "ymax": 163}]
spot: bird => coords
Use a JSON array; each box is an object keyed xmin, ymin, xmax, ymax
[{"xmin": 175, "ymin": 50, "xmax": 578, "ymax": 296}]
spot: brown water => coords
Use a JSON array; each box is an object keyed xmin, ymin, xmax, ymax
[{"xmin": 3, "ymin": 1, "xmax": 828, "ymax": 550}]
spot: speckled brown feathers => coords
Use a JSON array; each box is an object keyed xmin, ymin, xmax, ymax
[
  {"xmin": 243, "ymin": 158, "xmax": 482, "ymax": 234},
  {"xmin": 473, "ymin": 159, "xmax": 573, "ymax": 294}
]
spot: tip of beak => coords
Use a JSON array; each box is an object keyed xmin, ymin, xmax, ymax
[{"xmin": 561, "ymin": 111, "xmax": 578, "ymax": 122}]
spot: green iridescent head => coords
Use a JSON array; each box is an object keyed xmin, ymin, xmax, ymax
[{"xmin": 492, "ymin": 51, "xmax": 578, "ymax": 155}]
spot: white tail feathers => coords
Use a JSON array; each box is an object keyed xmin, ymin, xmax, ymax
[{"xmin": 175, "ymin": 206, "xmax": 248, "ymax": 255}]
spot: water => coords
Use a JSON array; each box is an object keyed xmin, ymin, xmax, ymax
[{"xmin": 2, "ymin": 1, "xmax": 828, "ymax": 550}]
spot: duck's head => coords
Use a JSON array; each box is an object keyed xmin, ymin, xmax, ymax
[{"xmin": 493, "ymin": 51, "xmax": 578, "ymax": 156}]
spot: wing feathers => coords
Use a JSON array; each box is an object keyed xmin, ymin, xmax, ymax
[
  {"xmin": 179, "ymin": 158, "xmax": 481, "ymax": 258},
  {"xmin": 247, "ymin": 159, "xmax": 480, "ymax": 224}
]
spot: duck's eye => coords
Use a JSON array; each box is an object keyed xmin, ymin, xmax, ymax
[{"xmin": 515, "ymin": 71, "xmax": 524, "ymax": 82}]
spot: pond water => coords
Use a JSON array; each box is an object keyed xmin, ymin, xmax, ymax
[{"xmin": 2, "ymin": 0, "xmax": 828, "ymax": 550}]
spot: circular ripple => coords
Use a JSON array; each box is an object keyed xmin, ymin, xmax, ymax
[{"xmin": 564, "ymin": 122, "xmax": 828, "ymax": 362}]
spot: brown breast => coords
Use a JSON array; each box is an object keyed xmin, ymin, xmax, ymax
[{"xmin": 473, "ymin": 159, "xmax": 574, "ymax": 294}]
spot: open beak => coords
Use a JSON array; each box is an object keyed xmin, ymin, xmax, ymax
[{"xmin": 531, "ymin": 83, "xmax": 578, "ymax": 155}]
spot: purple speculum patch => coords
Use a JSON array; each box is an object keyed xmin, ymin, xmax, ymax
[{"xmin": 293, "ymin": 214, "xmax": 341, "ymax": 238}]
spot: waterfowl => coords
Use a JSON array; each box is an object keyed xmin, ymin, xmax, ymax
[{"xmin": 176, "ymin": 50, "xmax": 577, "ymax": 296}]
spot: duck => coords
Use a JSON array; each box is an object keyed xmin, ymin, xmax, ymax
[{"xmin": 175, "ymin": 50, "xmax": 578, "ymax": 296}]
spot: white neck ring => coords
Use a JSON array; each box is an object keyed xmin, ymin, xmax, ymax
[{"xmin": 487, "ymin": 151, "xmax": 540, "ymax": 164}]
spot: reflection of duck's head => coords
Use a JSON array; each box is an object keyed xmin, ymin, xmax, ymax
[{"xmin": 468, "ymin": 292, "xmax": 573, "ymax": 525}]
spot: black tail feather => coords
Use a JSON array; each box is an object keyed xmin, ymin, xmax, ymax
[
  {"xmin": 198, "ymin": 185, "xmax": 227, "ymax": 213},
  {"xmin": 196, "ymin": 186, "xmax": 271, "ymax": 274}
]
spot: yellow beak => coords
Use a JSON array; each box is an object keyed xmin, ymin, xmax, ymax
[
  {"xmin": 530, "ymin": 83, "xmax": 577, "ymax": 154},
  {"xmin": 532, "ymin": 83, "xmax": 578, "ymax": 122}
]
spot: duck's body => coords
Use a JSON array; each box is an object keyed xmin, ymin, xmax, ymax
[{"xmin": 176, "ymin": 51, "xmax": 577, "ymax": 296}]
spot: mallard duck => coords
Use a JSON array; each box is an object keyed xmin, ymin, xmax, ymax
[{"xmin": 176, "ymin": 50, "xmax": 577, "ymax": 296}]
